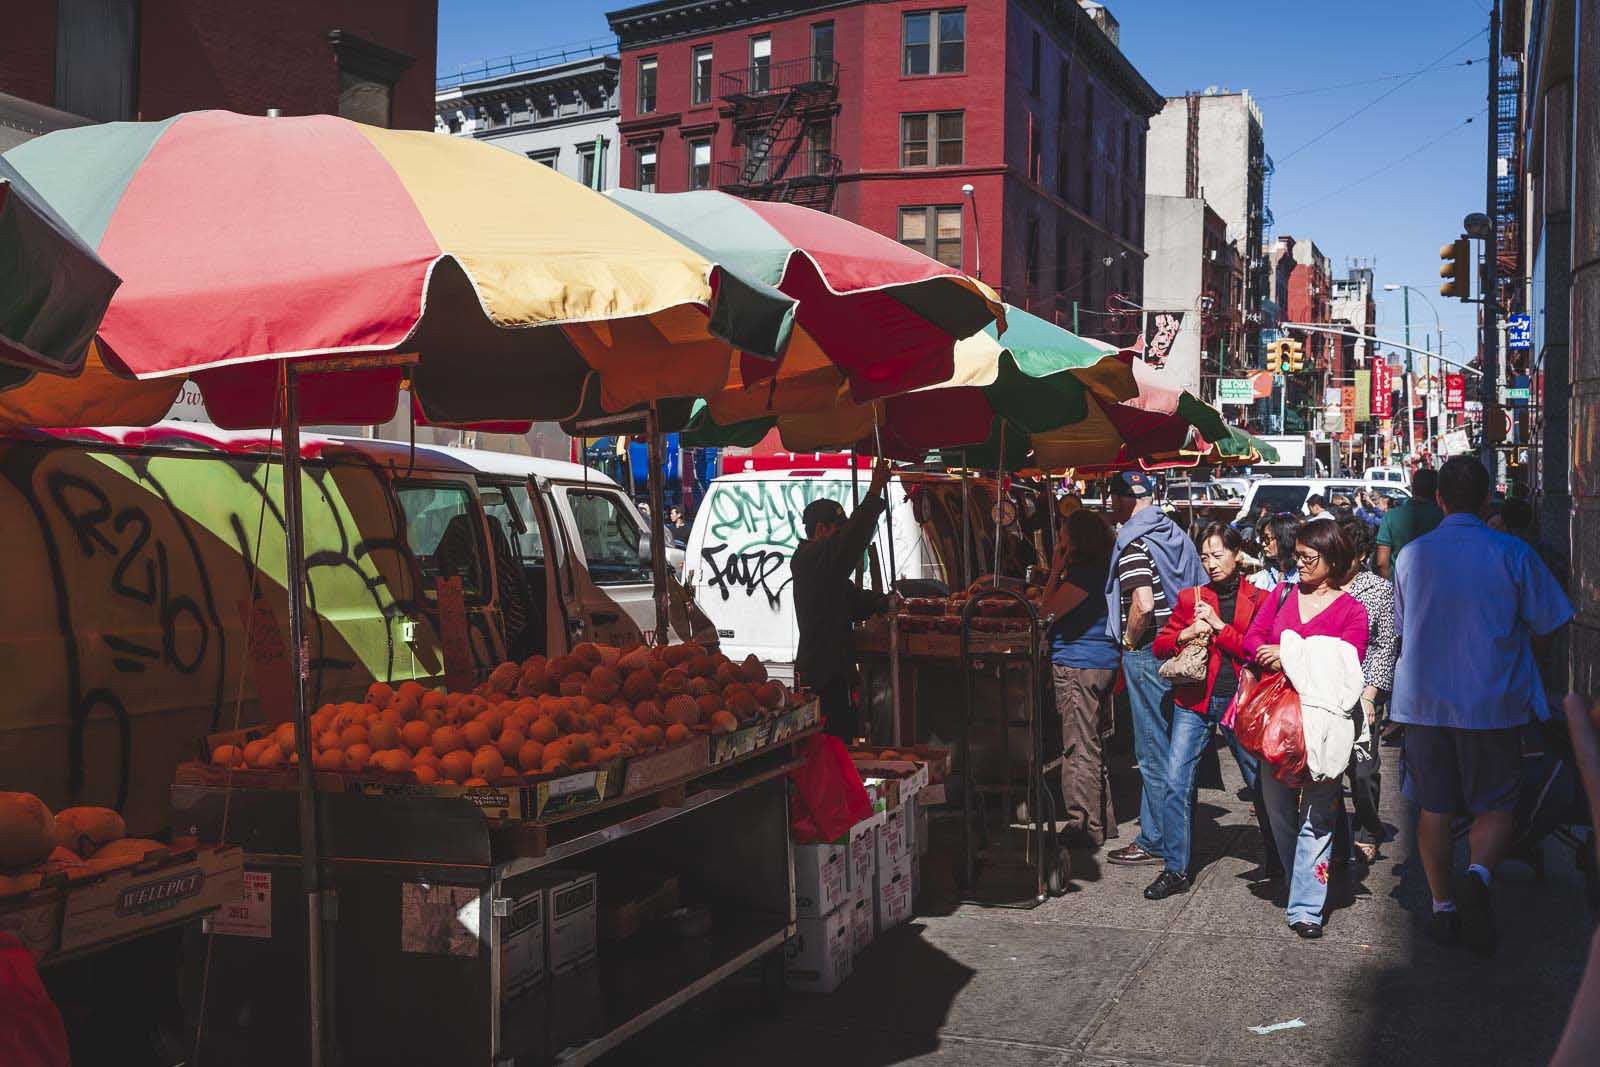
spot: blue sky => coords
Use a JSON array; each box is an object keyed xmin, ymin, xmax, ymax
[{"xmin": 437, "ymin": 0, "xmax": 1493, "ymax": 364}]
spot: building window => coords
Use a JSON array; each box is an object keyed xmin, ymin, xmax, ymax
[
  {"xmin": 1025, "ymin": 217, "xmax": 1040, "ymax": 289},
  {"xmin": 750, "ymin": 35, "xmax": 771, "ymax": 92},
  {"xmin": 1029, "ymin": 30, "xmax": 1041, "ymax": 96},
  {"xmin": 903, "ymin": 9, "xmax": 965, "ymax": 76},
  {"xmin": 577, "ymin": 144, "xmax": 603, "ymax": 190},
  {"xmin": 528, "ymin": 149, "xmax": 559, "ymax": 168},
  {"xmin": 898, "ymin": 205, "xmax": 963, "ymax": 268},
  {"xmin": 901, "ymin": 111, "xmax": 963, "ymax": 167},
  {"xmin": 636, "ymin": 146, "xmax": 657, "ymax": 192},
  {"xmin": 812, "ymin": 21, "xmax": 836, "ymax": 81},
  {"xmin": 688, "ymin": 138, "xmax": 712, "ymax": 190},
  {"xmin": 808, "ymin": 121, "xmax": 833, "ymax": 175},
  {"xmin": 1027, "ymin": 112, "xmax": 1040, "ymax": 183},
  {"xmin": 691, "ymin": 45, "xmax": 713, "ymax": 105},
  {"xmin": 637, "ymin": 57, "xmax": 658, "ymax": 113},
  {"xmin": 328, "ymin": 30, "xmax": 414, "ymax": 129}
]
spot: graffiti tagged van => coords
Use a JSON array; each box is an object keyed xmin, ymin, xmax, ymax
[{"xmin": 0, "ymin": 424, "xmax": 692, "ymax": 833}]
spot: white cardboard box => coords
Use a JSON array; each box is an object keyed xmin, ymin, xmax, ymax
[
  {"xmin": 793, "ymin": 842, "xmax": 848, "ymax": 919},
  {"xmin": 875, "ymin": 852, "xmax": 913, "ymax": 934},
  {"xmin": 876, "ymin": 805, "xmax": 909, "ymax": 876},
  {"xmin": 844, "ymin": 811, "xmax": 883, "ymax": 896},
  {"xmin": 525, "ymin": 869, "xmax": 597, "ymax": 976},
  {"xmin": 499, "ymin": 888, "xmax": 546, "ymax": 999},
  {"xmin": 914, "ymin": 802, "xmax": 929, "ymax": 856},
  {"xmin": 786, "ymin": 908, "xmax": 852, "ymax": 994},
  {"xmin": 901, "ymin": 797, "xmax": 920, "ymax": 857},
  {"xmin": 849, "ymin": 890, "xmax": 874, "ymax": 958}
]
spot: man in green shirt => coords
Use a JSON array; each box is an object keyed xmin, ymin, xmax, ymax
[{"xmin": 1376, "ymin": 467, "xmax": 1443, "ymax": 578}]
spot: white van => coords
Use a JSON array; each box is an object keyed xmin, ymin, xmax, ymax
[
  {"xmin": 1237, "ymin": 477, "xmax": 1411, "ymax": 520},
  {"xmin": 683, "ymin": 468, "xmax": 960, "ymax": 683},
  {"xmin": 0, "ymin": 422, "xmax": 696, "ymax": 832},
  {"xmin": 1364, "ymin": 466, "xmax": 1408, "ymax": 487}
]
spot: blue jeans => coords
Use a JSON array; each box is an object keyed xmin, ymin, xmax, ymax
[
  {"xmin": 1122, "ymin": 646, "xmax": 1174, "ymax": 855},
  {"xmin": 1261, "ymin": 771, "xmax": 1341, "ymax": 926},
  {"xmin": 1159, "ymin": 692, "xmax": 1263, "ymax": 876}
]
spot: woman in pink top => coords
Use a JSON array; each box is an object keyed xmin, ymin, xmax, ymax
[{"xmin": 1240, "ymin": 519, "xmax": 1370, "ymax": 939}]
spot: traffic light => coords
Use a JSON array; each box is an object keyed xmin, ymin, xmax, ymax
[
  {"xmin": 1440, "ymin": 236, "xmax": 1470, "ymax": 300},
  {"xmin": 1285, "ymin": 339, "xmax": 1305, "ymax": 374},
  {"xmin": 1266, "ymin": 340, "xmax": 1282, "ymax": 373}
]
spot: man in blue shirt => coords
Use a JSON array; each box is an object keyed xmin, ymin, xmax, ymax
[{"xmin": 1393, "ymin": 456, "xmax": 1573, "ymax": 954}]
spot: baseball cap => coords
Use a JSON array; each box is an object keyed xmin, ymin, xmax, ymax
[
  {"xmin": 802, "ymin": 498, "xmax": 848, "ymax": 533},
  {"xmin": 1108, "ymin": 471, "xmax": 1156, "ymax": 498}
]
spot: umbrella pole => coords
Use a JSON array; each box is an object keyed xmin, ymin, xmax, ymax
[
  {"xmin": 646, "ymin": 408, "xmax": 670, "ymax": 646},
  {"xmin": 992, "ymin": 424, "xmax": 1006, "ymax": 581},
  {"xmin": 872, "ymin": 417, "xmax": 902, "ymax": 748},
  {"xmin": 281, "ymin": 366, "xmax": 328, "ymax": 1067}
]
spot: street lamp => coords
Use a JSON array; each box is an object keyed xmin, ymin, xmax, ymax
[
  {"xmin": 1382, "ymin": 283, "xmax": 1447, "ymax": 461},
  {"xmin": 962, "ymin": 184, "xmax": 981, "ymax": 281}
]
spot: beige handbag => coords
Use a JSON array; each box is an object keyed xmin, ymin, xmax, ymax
[{"xmin": 1159, "ymin": 633, "xmax": 1211, "ymax": 684}]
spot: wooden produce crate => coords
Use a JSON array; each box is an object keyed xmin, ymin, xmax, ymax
[{"xmin": 623, "ymin": 737, "xmax": 710, "ymax": 795}]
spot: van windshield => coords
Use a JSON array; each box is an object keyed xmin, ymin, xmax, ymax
[
  {"xmin": 566, "ymin": 489, "xmax": 649, "ymax": 585},
  {"xmin": 1250, "ymin": 483, "xmax": 1310, "ymax": 515},
  {"xmin": 395, "ymin": 482, "xmax": 486, "ymax": 601}
]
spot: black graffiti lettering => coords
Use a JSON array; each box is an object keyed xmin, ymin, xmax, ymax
[
  {"xmin": 48, "ymin": 474, "xmax": 117, "ymax": 557},
  {"xmin": 110, "ymin": 509, "xmax": 155, "ymax": 604},
  {"xmin": 700, "ymin": 544, "xmax": 789, "ymax": 608},
  {"xmin": 156, "ymin": 542, "xmax": 208, "ymax": 675}
]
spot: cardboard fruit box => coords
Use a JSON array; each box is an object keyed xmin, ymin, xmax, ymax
[
  {"xmin": 55, "ymin": 843, "xmax": 245, "ymax": 957},
  {"xmin": 622, "ymin": 737, "xmax": 710, "ymax": 795},
  {"xmin": 709, "ymin": 718, "xmax": 775, "ymax": 765},
  {"xmin": 771, "ymin": 700, "xmax": 821, "ymax": 742}
]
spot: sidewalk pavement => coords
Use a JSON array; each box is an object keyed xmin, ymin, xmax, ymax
[{"xmin": 604, "ymin": 738, "xmax": 1595, "ymax": 1066}]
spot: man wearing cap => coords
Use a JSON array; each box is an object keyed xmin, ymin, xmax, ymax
[
  {"xmin": 793, "ymin": 459, "xmax": 894, "ymax": 740},
  {"xmin": 1103, "ymin": 471, "xmax": 1208, "ymax": 867}
]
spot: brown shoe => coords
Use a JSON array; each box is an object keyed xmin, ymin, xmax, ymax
[{"xmin": 1107, "ymin": 843, "xmax": 1162, "ymax": 866}]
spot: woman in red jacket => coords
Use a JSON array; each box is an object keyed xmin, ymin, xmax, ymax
[{"xmin": 1144, "ymin": 523, "xmax": 1281, "ymax": 900}]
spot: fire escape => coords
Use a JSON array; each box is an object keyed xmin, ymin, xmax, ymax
[
  {"xmin": 717, "ymin": 56, "xmax": 841, "ymax": 213},
  {"xmin": 1494, "ymin": 53, "xmax": 1523, "ymax": 305}
]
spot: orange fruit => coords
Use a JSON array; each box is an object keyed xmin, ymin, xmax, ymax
[
  {"xmin": 373, "ymin": 749, "xmax": 412, "ymax": 774},
  {"xmin": 314, "ymin": 748, "xmax": 344, "ymax": 771},
  {"xmin": 664, "ymin": 724, "xmax": 689, "ymax": 745},
  {"xmin": 496, "ymin": 728, "xmax": 526, "ymax": 762},
  {"xmin": 211, "ymin": 744, "xmax": 241, "ymax": 766},
  {"xmin": 338, "ymin": 724, "xmax": 369, "ymax": 749},
  {"xmin": 398, "ymin": 680, "xmax": 427, "ymax": 703},
  {"xmin": 710, "ymin": 710, "xmax": 738, "ymax": 735},
  {"xmin": 471, "ymin": 749, "xmax": 505, "ymax": 780},
  {"xmin": 430, "ymin": 726, "xmax": 465, "ymax": 754},
  {"xmin": 640, "ymin": 725, "xmax": 665, "ymax": 749},
  {"xmin": 463, "ymin": 777, "xmax": 490, "ymax": 787},
  {"xmin": 242, "ymin": 738, "xmax": 272, "ymax": 764},
  {"xmin": 412, "ymin": 746, "xmax": 438, "ymax": 765},
  {"xmin": 528, "ymin": 717, "xmax": 559, "ymax": 743},
  {"xmin": 438, "ymin": 750, "xmax": 473, "ymax": 783},
  {"xmin": 366, "ymin": 682, "xmax": 395, "ymax": 707},
  {"xmin": 461, "ymin": 720, "xmax": 491, "ymax": 751},
  {"xmin": 412, "ymin": 763, "xmax": 439, "ymax": 785},
  {"xmin": 249, "ymin": 743, "xmax": 285, "ymax": 769},
  {"xmin": 517, "ymin": 740, "xmax": 546, "ymax": 772},
  {"xmin": 343, "ymin": 744, "xmax": 373, "ymax": 772},
  {"xmin": 272, "ymin": 722, "xmax": 297, "ymax": 753},
  {"xmin": 391, "ymin": 696, "xmax": 420, "ymax": 721},
  {"xmin": 369, "ymin": 720, "xmax": 401, "ymax": 751},
  {"xmin": 400, "ymin": 720, "xmax": 431, "ymax": 752}
]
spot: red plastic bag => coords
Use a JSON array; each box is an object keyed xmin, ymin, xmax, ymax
[
  {"xmin": 788, "ymin": 734, "xmax": 873, "ymax": 844},
  {"xmin": 0, "ymin": 934, "xmax": 69, "ymax": 1067},
  {"xmin": 1231, "ymin": 671, "xmax": 1308, "ymax": 788}
]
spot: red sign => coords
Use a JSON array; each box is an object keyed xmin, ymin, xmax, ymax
[
  {"xmin": 1445, "ymin": 373, "xmax": 1466, "ymax": 412},
  {"xmin": 1339, "ymin": 386, "xmax": 1357, "ymax": 440},
  {"xmin": 1371, "ymin": 361, "xmax": 1392, "ymax": 419},
  {"xmin": 238, "ymin": 598, "xmax": 296, "ymax": 723},
  {"xmin": 435, "ymin": 576, "xmax": 475, "ymax": 693}
]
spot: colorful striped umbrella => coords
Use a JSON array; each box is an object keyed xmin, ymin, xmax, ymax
[
  {"xmin": 682, "ymin": 305, "xmax": 1133, "ymax": 454},
  {"xmin": 0, "ymin": 111, "xmax": 824, "ymax": 430},
  {"xmin": 608, "ymin": 189, "xmax": 1004, "ymax": 412},
  {"xmin": 0, "ymin": 156, "xmax": 120, "ymax": 390}
]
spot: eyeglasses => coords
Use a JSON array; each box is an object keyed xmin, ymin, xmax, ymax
[{"xmin": 1295, "ymin": 551, "xmax": 1322, "ymax": 568}]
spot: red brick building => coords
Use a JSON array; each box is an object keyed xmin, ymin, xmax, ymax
[
  {"xmin": 605, "ymin": 0, "xmax": 1162, "ymax": 339},
  {"xmin": 1, "ymin": 0, "xmax": 437, "ymax": 138},
  {"xmin": 1265, "ymin": 234, "xmax": 1334, "ymax": 430}
]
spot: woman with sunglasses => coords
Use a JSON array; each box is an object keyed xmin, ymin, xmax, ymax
[
  {"xmin": 1249, "ymin": 512, "xmax": 1303, "ymax": 592},
  {"xmin": 1240, "ymin": 520, "xmax": 1370, "ymax": 939}
]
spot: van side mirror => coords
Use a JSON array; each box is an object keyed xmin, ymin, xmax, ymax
[{"xmin": 639, "ymin": 530, "xmax": 652, "ymax": 568}]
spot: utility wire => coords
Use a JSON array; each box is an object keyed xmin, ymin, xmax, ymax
[
  {"xmin": 1256, "ymin": 56, "xmax": 1486, "ymax": 99},
  {"xmin": 1281, "ymin": 110, "xmax": 1485, "ymax": 215},
  {"xmin": 1275, "ymin": 27, "xmax": 1487, "ymax": 166}
]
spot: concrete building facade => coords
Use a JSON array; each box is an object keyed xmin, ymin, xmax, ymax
[
  {"xmin": 604, "ymin": 0, "xmax": 1163, "ymax": 344},
  {"xmin": 1146, "ymin": 89, "xmax": 1268, "ymax": 366},
  {"xmin": 1141, "ymin": 194, "xmax": 1239, "ymax": 397},
  {"xmin": 434, "ymin": 52, "xmax": 621, "ymax": 192}
]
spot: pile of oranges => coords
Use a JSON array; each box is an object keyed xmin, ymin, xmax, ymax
[{"xmin": 210, "ymin": 642, "xmax": 788, "ymax": 787}]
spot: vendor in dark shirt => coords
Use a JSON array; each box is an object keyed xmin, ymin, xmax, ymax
[{"xmin": 792, "ymin": 458, "xmax": 893, "ymax": 740}]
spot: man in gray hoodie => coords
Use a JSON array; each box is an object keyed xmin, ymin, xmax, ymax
[{"xmin": 1103, "ymin": 471, "xmax": 1208, "ymax": 868}]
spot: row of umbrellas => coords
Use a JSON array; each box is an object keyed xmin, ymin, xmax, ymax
[{"xmin": 0, "ymin": 108, "xmax": 1270, "ymax": 471}]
